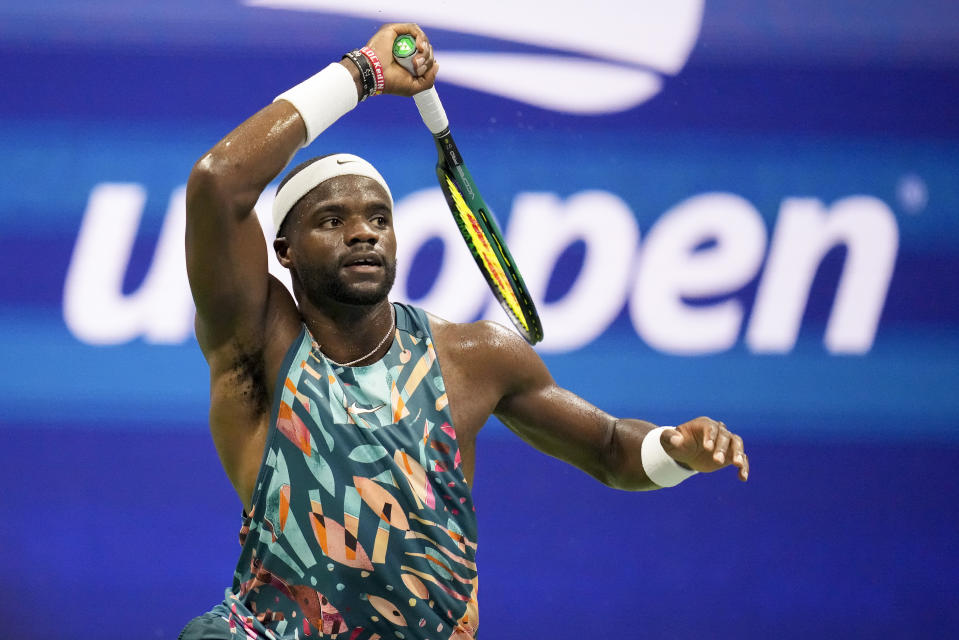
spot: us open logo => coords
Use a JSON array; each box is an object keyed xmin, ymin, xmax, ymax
[{"xmin": 244, "ymin": 0, "xmax": 705, "ymax": 114}]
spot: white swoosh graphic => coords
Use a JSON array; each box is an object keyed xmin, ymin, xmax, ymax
[
  {"xmin": 437, "ymin": 52, "xmax": 662, "ymax": 114},
  {"xmin": 348, "ymin": 402, "xmax": 386, "ymax": 415},
  {"xmin": 246, "ymin": 0, "xmax": 702, "ymax": 72},
  {"xmin": 244, "ymin": 0, "xmax": 703, "ymax": 113}
]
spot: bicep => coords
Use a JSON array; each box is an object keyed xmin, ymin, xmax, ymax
[
  {"xmin": 489, "ymin": 336, "xmax": 617, "ymax": 484},
  {"xmin": 185, "ymin": 170, "xmax": 272, "ymax": 347},
  {"xmin": 185, "ymin": 101, "xmax": 305, "ymax": 349}
]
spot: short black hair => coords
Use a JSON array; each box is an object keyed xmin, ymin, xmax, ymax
[{"xmin": 275, "ymin": 154, "xmax": 338, "ymax": 238}]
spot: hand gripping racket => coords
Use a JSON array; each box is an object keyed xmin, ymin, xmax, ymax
[{"xmin": 393, "ymin": 35, "xmax": 544, "ymax": 344}]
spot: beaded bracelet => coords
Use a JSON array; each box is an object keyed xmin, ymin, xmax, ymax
[
  {"xmin": 342, "ymin": 49, "xmax": 377, "ymax": 101},
  {"xmin": 359, "ymin": 46, "xmax": 386, "ymax": 96}
]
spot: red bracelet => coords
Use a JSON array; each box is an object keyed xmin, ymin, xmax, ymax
[{"xmin": 359, "ymin": 46, "xmax": 385, "ymax": 95}]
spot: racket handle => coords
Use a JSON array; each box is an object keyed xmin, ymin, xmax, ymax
[
  {"xmin": 393, "ymin": 35, "xmax": 449, "ymax": 135},
  {"xmin": 412, "ymin": 88, "xmax": 449, "ymax": 135}
]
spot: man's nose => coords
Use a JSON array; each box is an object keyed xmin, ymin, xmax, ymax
[{"xmin": 344, "ymin": 218, "xmax": 378, "ymax": 245}]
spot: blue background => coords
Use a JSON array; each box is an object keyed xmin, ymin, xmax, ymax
[{"xmin": 1, "ymin": 2, "xmax": 958, "ymax": 638}]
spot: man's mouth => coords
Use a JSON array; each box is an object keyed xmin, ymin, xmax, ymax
[{"xmin": 342, "ymin": 253, "xmax": 384, "ymax": 271}]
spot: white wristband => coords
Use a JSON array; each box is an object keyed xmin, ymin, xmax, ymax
[
  {"xmin": 641, "ymin": 426, "xmax": 698, "ymax": 488},
  {"xmin": 273, "ymin": 62, "xmax": 358, "ymax": 147}
]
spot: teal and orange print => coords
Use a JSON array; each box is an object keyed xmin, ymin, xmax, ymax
[{"xmin": 219, "ymin": 303, "xmax": 478, "ymax": 640}]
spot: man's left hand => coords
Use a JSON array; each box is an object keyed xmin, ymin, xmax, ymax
[{"xmin": 661, "ymin": 417, "xmax": 749, "ymax": 481}]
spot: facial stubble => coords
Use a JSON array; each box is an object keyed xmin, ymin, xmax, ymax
[{"xmin": 298, "ymin": 256, "xmax": 397, "ymax": 308}]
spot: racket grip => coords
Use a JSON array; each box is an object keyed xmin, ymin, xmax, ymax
[
  {"xmin": 393, "ymin": 35, "xmax": 449, "ymax": 135},
  {"xmin": 413, "ymin": 88, "xmax": 449, "ymax": 135}
]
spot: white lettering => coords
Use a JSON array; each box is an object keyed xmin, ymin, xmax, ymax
[
  {"xmin": 630, "ymin": 193, "xmax": 767, "ymax": 354},
  {"xmin": 63, "ymin": 183, "xmax": 899, "ymax": 355},
  {"xmin": 64, "ymin": 184, "xmax": 194, "ymax": 344},
  {"xmin": 392, "ymin": 188, "xmax": 490, "ymax": 322},
  {"xmin": 746, "ymin": 196, "xmax": 899, "ymax": 354},
  {"xmin": 503, "ymin": 191, "xmax": 639, "ymax": 352}
]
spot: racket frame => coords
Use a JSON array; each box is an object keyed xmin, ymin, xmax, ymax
[{"xmin": 430, "ymin": 128, "xmax": 544, "ymax": 344}]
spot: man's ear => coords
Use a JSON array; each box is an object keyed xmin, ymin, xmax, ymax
[{"xmin": 274, "ymin": 236, "xmax": 292, "ymax": 269}]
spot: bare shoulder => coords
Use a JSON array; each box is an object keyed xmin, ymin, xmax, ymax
[
  {"xmin": 427, "ymin": 312, "xmax": 517, "ymax": 346},
  {"xmin": 427, "ymin": 312, "xmax": 552, "ymax": 397},
  {"xmin": 423, "ymin": 312, "xmax": 547, "ymax": 449}
]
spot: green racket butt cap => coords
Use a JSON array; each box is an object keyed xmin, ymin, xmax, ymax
[
  {"xmin": 393, "ymin": 35, "xmax": 417, "ymax": 58},
  {"xmin": 393, "ymin": 34, "xmax": 418, "ymax": 76}
]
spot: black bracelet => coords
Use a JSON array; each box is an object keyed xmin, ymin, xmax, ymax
[{"xmin": 342, "ymin": 49, "xmax": 376, "ymax": 101}]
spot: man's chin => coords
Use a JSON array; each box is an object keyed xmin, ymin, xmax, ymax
[
  {"xmin": 299, "ymin": 266, "xmax": 396, "ymax": 308},
  {"xmin": 337, "ymin": 289, "xmax": 391, "ymax": 306},
  {"xmin": 311, "ymin": 283, "xmax": 393, "ymax": 307}
]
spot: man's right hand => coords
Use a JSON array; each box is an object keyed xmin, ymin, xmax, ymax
[{"xmin": 364, "ymin": 23, "xmax": 439, "ymax": 96}]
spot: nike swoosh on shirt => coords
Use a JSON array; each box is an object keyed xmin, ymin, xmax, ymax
[{"xmin": 347, "ymin": 402, "xmax": 386, "ymax": 415}]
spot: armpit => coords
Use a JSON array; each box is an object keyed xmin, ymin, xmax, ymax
[{"xmin": 225, "ymin": 348, "xmax": 270, "ymax": 416}]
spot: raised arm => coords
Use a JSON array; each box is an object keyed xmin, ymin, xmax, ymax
[
  {"xmin": 186, "ymin": 23, "xmax": 437, "ymax": 356},
  {"xmin": 186, "ymin": 100, "xmax": 308, "ymax": 352},
  {"xmin": 483, "ymin": 324, "xmax": 749, "ymax": 490},
  {"xmin": 186, "ymin": 25, "xmax": 438, "ymax": 507}
]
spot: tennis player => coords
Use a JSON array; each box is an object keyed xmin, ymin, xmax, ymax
[{"xmin": 178, "ymin": 22, "xmax": 749, "ymax": 640}]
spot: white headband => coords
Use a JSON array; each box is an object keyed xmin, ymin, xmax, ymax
[{"xmin": 272, "ymin": 153, "xmax": 393, "ymax": 235}]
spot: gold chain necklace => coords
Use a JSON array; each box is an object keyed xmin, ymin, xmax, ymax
[{"xmin": 319, "ymin": 304, "xmax": 395, "ymax": 367}]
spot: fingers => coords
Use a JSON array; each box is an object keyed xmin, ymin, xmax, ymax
[
  {"xmin": 665, "ymin": 427, "xmax": 684, "ymax": 448},
  {"xmin": 387, "ymin": 23, "xmax": 435, "ymax": 76},
  {"xmin": 732, "ymin": 434, "xmax": 750, "ymax": 481},
  {"xmin": 702, "ymin": 418, "xmax": 719, "ymax": 453},
  {"xmin": 418, "ymin": 42, "xmax": 436, "ymax": 76},
  {"xmin": 408, "ymin": 42, "xmax": 436, "ymax": 80},
  {"xmin": 714, "ymin": 423, "xmax": 749, "ymax": 481},
  {"xmin": 389, "ymin": 22, "xmax": 427, "ymax": 42},
  {"xmin": 406, "ymin": 49, "xmax": 438, "ymax": 91},
  {"xmin": 413, "ymin": 37, "xmax": 436, "ymax": 80},
  {"xmin": 677, "ymin": 417, "xmax": 749, "ymax": 481},
  {"xmin": 408, "ymin": 27, "xmax": 435, "ymax": 77},
  {"xmin": 712, "ymin": 422, "xmax": 731, "ymax": 464},
  {"xmin": 367, "ymin": 23, "xmax": 438, "ymax": 94}
]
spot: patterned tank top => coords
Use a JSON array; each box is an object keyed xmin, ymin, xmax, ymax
[{"xmin": 217, "ymin": 303, "xmax": 478, "ymax": 639}]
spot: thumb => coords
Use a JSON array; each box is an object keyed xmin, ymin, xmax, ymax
[{"xmin": 662, "ymin": 427, "xmax": 685, "ymax": 450}]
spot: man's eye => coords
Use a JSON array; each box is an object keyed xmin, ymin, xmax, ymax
[{"xmin": 319, "ymin": 218, "xmax": 341, "ymax": 228}]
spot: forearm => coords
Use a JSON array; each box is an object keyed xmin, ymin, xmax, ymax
[
  {"xmin": 184, "ymin": 58, "xmax": 365, "ymax": 324},
  {"xmin": 485, "ymin": 326, "xmax": 683, "ymax": 491},
  {"xmin": 603, "ymin": 418, "xmax": 662, "ymax": 491},
  {"xmin": 187, "ymin": 22, "xmax": 434, "ymax": 219},
  {"xmin": 188, "ymin": 61, "xmax": 363, "ymax": 220},
  {"xmin": 188, "ymin": 103, "xmax": 304, "ymax": 218},
  {"xmin": 482, "ymin": 325, "xmax": 747, "ymax": 488}
]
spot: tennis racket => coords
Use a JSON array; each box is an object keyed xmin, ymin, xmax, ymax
[{"xmin": 392, "ymin": 35, "xmax": 543, "ymax": 344}]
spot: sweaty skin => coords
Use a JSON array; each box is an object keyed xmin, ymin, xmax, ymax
[{"xmin": 185, "ymin": 23, "xmax": 749, "ymax": 514}]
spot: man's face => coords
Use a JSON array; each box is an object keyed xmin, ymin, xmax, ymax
[{"xmin": 279, "ymin": 174, "xmax": 397, "ymax": 308}]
